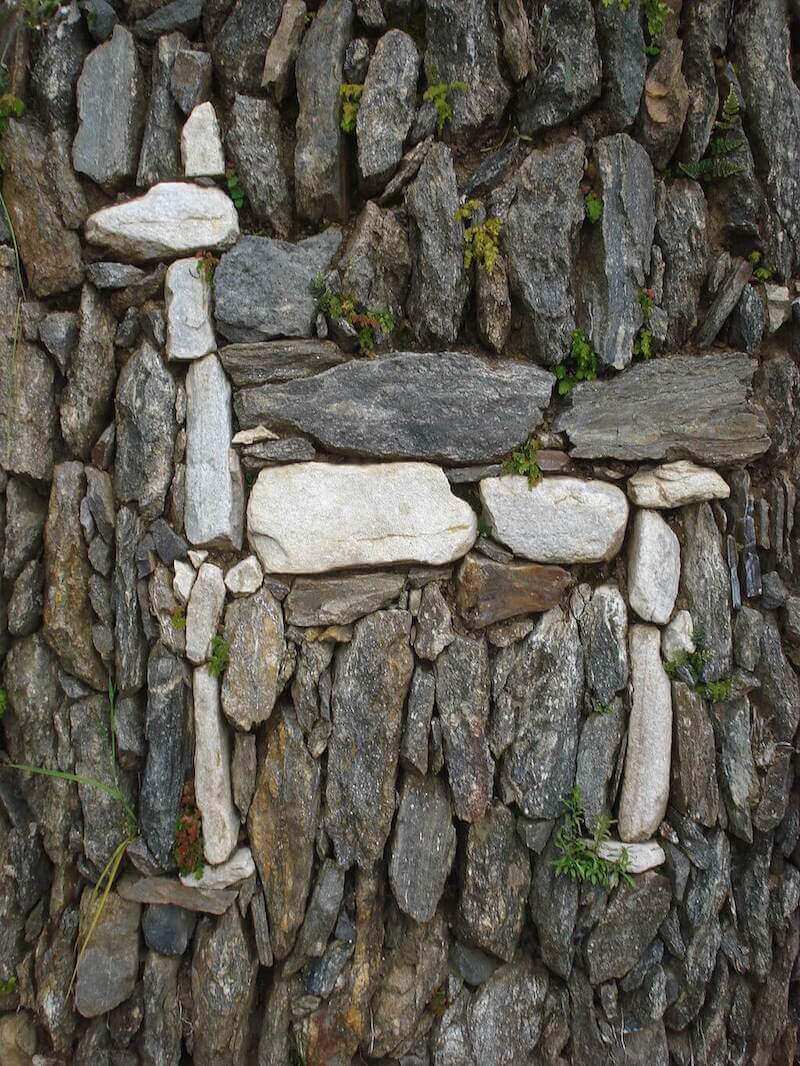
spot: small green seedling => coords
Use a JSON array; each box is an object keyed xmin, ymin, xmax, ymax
[
  {"xmin": 208, "ymin": 635, "xmax": 230, "ymax": 679},
  {"xmin": 423, "ymin": 77, "xmax": 468, "ymax": 134},
  {"xmin": 454, "ymin": 199, "xmax": 503, "ymax": 274},
  {"xmin": 170, "ymin": 608, "xmax": 187, "ymax": 630},
  {"xmin": 503, "ymin": 438, "xmax": 542, "ymax": 488},
  {"xmin": 311, "ymin": 273, "xmax": 395, "ymax": 355},
  {"xmin": 554, "ymin": 329, "xmax": 599, "ymax": 396},
  {"xmin": 226, "ymin": 167, "xmax": 245, "ymax": 210},
  {"xmin": 553, "ymin": 787, "xmax": 633, "ymax": 889},
  {"xmin": 584, "ymin": 191, "xmax": 603, "ymax": 224}
]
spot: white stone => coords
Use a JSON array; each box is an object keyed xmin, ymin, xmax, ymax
[
  {"xmin": 479, "ymin": 475, "xmax": 629, "ymax": 564},
  {"xmin": 231, "ymin": 425, "xmax": 279, "ymax": 445},
  {"xmin": 247, "ymin": 462, "xmax": 477, "ymax": 574},
  {"xmin": 193, "ymin": 666, "xmax": 239, "ymax": 865},
  {"xmin": 582, "ymin": 838, "xmax": 666, "ymax": 874},
  {"xmin": 765, "ymin": 283, "xmax": 791, "ymax": 333},
  {"xmin": 224, "ymin": 555, "xmax": 263, "ymax": 596},
  {"xmin": 188, "ymin": 549, "xmax": 208, "ymax": 569},
  {"xmin": 627, "ymin": 510, "xmax": 680, "ymax": 624},
  {"xmin": 185, "ymin": 562, "xmax": 226, "ymax": 664},
  {"xmin": 84, "ymin": 182, "xmax": 239, "ymax": 261},
  {"xmin": 181, "ymin": 102, "xmax": 226, "ymax": 178},
  {"xmin": 173, "ymin": 559, "xmax": 196, "ymax": 606},
  {"xmin": 185, "ymin": 354, "xmax": 244, "ymax": 550},
  {"xmin": 179, "ymin": 845, "xmax": 255, "ymax": 889},
  {"xmin": 626, "ymin": 461, "xmax": 730, "ymax": 508},
  {"xmin": 165, "ymin": 258, "xmax": 216, "ymax": 361},
  {"xmin": 662, "ymin": 609, "xmax": 695, "ymax": 662},
  {"xmin": 618, "ymin": 625, "xmax": 672, "ymax": 842}
]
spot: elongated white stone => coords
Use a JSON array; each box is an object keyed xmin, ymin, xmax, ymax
[
  {"xmin": 181, "ymin": 102, "xmax": 225, "ymax": 178},
  {"xmin": 193, "ymin": 666, "xmax": 239, "ymax": 865},
  {"xmin": 626, "ymin": 460, "xmax": 730, "ymax": 508},
  {"xmin": 479, "ymin": 475, "xmax": 629, "ymax": 564},
  {"xmin": 247, "ymin": 462, "xmax": 477, "ymax": 574},
  {"xmin": 581, "ymin": 838, "xmax": 666, "ymax": 874},
  {"xmin": 180, "ymin": 846, "xmax": 255, "ymax": 889},
  {"xmin": 185, "ymin": 562, "xmax": 226, "ymax": 665},
  {"xmin": 185, "ymin": 354, "xmax": 243, "ymax": 550},
  {"xmin": 165, "ymin": 258, "xmax": 216, "ymax": 361},
  {"xmin": 618, "ymin": 625, "xmax": 672, "ymax": 842},
  {"xmin": 627, "ymin": 510, "xmax": 680, "ymax": 624}
]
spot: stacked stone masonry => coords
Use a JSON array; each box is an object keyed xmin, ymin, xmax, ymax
[{"xmin": 1, "ymin": 0, "xmax": 799, "ymax": 1063}]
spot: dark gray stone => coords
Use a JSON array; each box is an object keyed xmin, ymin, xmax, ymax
[
  {"xmin": 211, "ymin": 0, "xmax": 283, "ymax": 93},
  {"xmin": 137, "ymin": 32, "xmax": 188, "ymax": 187},
  {"xmin": 30, "ymin": 5, "xmax": 91, "ymax": 129},
  {"xmin": 656, "ymin": 179, "xmax": 710, "ymax": 348},
  {"xmin": 74, "ymin": 889, "xmax": 140, "ymax": 1018},
  {"xmin": 357, "ymin": 30, "xmax": 420, "ymax": 192},
  {"xmin": 140, "ymin": 647, "xmax": 187, "ymax": 869},
  {"xmin": 729, "ymin": 283, "xmax": 765, "ymax": 353},
  {"xmin": 219, "ymin": 340, "xmax": 348, "ymax": 386},
  {"xmin": 3, "ymin": 479, "xmax": 47, "ymax": 582},
  {"xmin": 226, "ymin": 94, "xmax": 292, "ymax": 238},
  {"xmin": 400, "ymin": 664, "xmax": 435, "ymax": 775},
  {"xmin": 389, "ymin": 772, "xmax": 455, "ymax": 922},
  {"xmin": 133, "ymin": 0, "xmax": 203, "ymax": 41},
  {"xmin": 142, "ymin": 904, "xmax": 196, "ymax": 956},
  {"xmin": 696, "ymin": 257, "xmax": 752, "ymax": 348},
  {"xmin": 529, "ymin": 828, "xmax": 578, "ymax": 979},
  {"xmin": 679, "ymin": 502, "xmax": 733, "ymax": 680},
  {"xmin": 140, "ymin": 951, "xmax": 182, "ymax": 1066},
  {"xmin": 671, "ymin": 681, "xmax": 720, "ymax": 827},
  {"xmin": 585, "ymin": 873, "xmax": 672, "ymax": 985},
  {"xmin": 594, "ymin": 0, "xmax": 646, "ymax": 132},
  {"xmin": 284, "ymin": 859, "xmax": 345, "ymax": 974},
  {"xmin": 114, "ymin": 507, "xmax": 147, "ymax": 695},
  {"xmin": 578, "ymin": 584, "xmax": 628, "ymax": 702},
  {"xmin": 39, "ymin": 311, "xmax": 79, "ymax": 371},
  {"xmin": 61, "ymin": 285, "xmax": 116, "ymax": 460},
  {"xmin": 170, "ymin": 48, "xmax": 213, "ymax": 114},
  {"xmin": 575, "ymin": 699, "xmax": 625, "ymax": 833},
  {"xmin": 8, "ymin": 558, "xmax": 44, "ymax": 636},
  {"xmin": 81, "ymin": 0, "xmax": 118, "ymax": 42}
]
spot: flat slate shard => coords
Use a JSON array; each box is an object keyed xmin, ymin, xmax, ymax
[
  {"xmin": 219, "ymin": 340, "xmax": 348, "ymax": 386},
  {"xmin": 284, "ymin": 572, "xmax": 405, "ymax": 626},
  {"xmin": 140, "ymin": 647, "xmax": 187, "ymax": 868},
  {"xmin": 60, "ymin": 284, "xmax": 117, "ymax": 461},
  {"xmin": 584, "ymin": 872, "xmax": 672, "ymax": 985},
  {"xmin": 225, "ymin": 93, "xmax": 292, "ymax": 237},
  {"xmin": 389, "ymin": 772, "xmax": 456, "ymax": 922},
  {"xmin": 455, "ymin": 552, "xmax": 571, "ymax": 628},
  {"xmin": 679, "ymin": 502, "xmax": 733, "ymax": 681},
  {"xmin": 235, "ymin": 350, "xmax": 553, "ymax": 461},
  {"xmin": 554, "ymin": 353, "xmax": 770, "ymax": 464},
  {"xmin": 221, "ymin": 587, "xmax": 285, "ymax": 730}
]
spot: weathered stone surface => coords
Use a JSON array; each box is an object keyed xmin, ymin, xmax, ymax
[
  {"xmin": 221, "ymin": 588, "xmax": 285, "ymax": 730},
  {"xmin": 182, "ymin": 102, "xmax": 225, "ymax": 177},
  {"xmin": 236, "ymin": 350, "xmax": 553, "ymax": 461},
  {"xmin": 261, "ymin": 0, "xmax": 306, "ymax": 100},
  {"xmin": 401, "ymin": 664, "xmax": 435, "ymax": 775},
  {"xmin": 43, "ymin": 463, "xmax": 106, "ymax": 690},
  {"xmin": 193, "ymin": 666, "xmax": 239, "ymax": 865},
  {"xmin": 185, "ymin": 563, "xmax": 226, "ymax": 664},
  {"xmin": 480, "ymin": 475, "xmax": 628, "ymax": 564},
  {"xmin": 171, "ymin": 48, "xmax": 213, "ymax": 113},
  {"xmin": 39, "ymin": 310, "xmax": 79, "ymax": 370},
  {"xmin": 575, "ymin": 699, "xmax": 625, "ymax": 832},
  {"xmin": 294, "ymin": 0, "xmax": 353, "ymax": 222},
  {"xmin": 656, "ymin": 179, "xmax": 710, "ymax": 348},
  {"xmin": 389, "ymin": 772, "xmax": 455, "ymax": 922},
  {"xmin": 74, "ymin": 890, "xmax": 140, "ymax": 1017},
  {"xmin": 185, "ymin": 354, "xmax": 243, "ymax": 550},
  {"xmin": 140, "ymin": 647, "xmax": 187, "ymax": 868},
  {"xmin": 114, "ymin": 507, "xmax": 147, "ymax": 694},
  {"xmin": 414, "ymin": 582, "xmax": 454, "ymax": 660},
  {"xmin": 285, "ymin": 571, "xmax": 404, "ymax": 626},
  {"xmin": 140, "ymin": 951, "xmax": 182, "ymax": 1066},
  {"xmin": 637, "ymin": 38, "xmax": 689, "ymax": 170},
  {"xmin": 356, "ymin": 30, "xmax": 419, "ymax": 192},
  {"xmin": 334, "ymin": 202, "xmax": 411, "ymax": 323},
  {"xmin": 118, "ymin": 874, "xmax": 237, "ymax": 914},
  {"xmin": 326, "ymin": 611, "xmax": 413, "ymax": 867},
  {"xmin": 496, "ymin": 606, "xmax": 583, "ymax": 817},
  {"xmin": 1, "ymin": 119, "xmax": 84, "ymax": 297},
  {"xmin": 3, "ymin": 479, "xmax": 47, "ymax": 581},
  {"xmin": 455, "ymin": 552, "xmax": 571, "ymax": 628},
  {"xmin": 8, "ymin": 558, "xmax": 44, "ymax": 636},
  {"xmin": 618, "ymin": 625, "xmax": 672, "ymax": 843},
  {"xmin": 578, "ymin": 583, "xmax": 628, "ymax": 702},
  {"xmin": 503, "ymin": 137, "xmax": 585, "ymax": 365},
  {"xmin": 165, "ymin": 257, "xmax": 215, "ymax": 361},
  {"xmin": 212, "ymin": 0, "xmax": 283, "ymax": 93},
  {"xmin": 85, "ymin": 183, "xmax": 239, "ymax": 261},
  {"xmin": 285, "ymin": 858, "xmax": 344, "ymax": 973},
  {"xmin": 405, "ymin": 143, "xmax": 469, "ymax": 345},
  {"xmin": 696, "ymin": 256, "xmax": 752, "ymax": 348},
  {"xmin": 627, "ymin": 509, "xmax": 680, "ymax": 624},
  {"xmin": 181, "ymin": 845, "xmax": 255, "ymax": 889},
  {"xmin": 137, "ymin": 32, "xmax": 187, "ymax": 187},
  {"xmin": 579, "ymin": 134, "xmax": 655, "ymax": 369},
  {"xmin": 73, "ymin": 26, "xmax": 146, "ymax": 188},
  {"xmin": 554, "ymin": 353, "xmax": 770, "ymax": 464},
  {"xmin": 585, "ymin": 872, "xmax": 671, "ymax": 985},
  {"xmin": 134, "ymin": 0, "xmax": 203, "ymax": 40},
  {"xmin": 247, "ymin": 462, "xmax": 476, "ymax": 574},
  {"xmin": 679, "ymin": 502, "xmax": 733, "ymax": 680},
  {"xmin": 627, "ymin": 460, "xmax": 729, "ymax": 508},
  {"xmin": 60, "ymin": 285, "xmax": 116, "ymax": 459},
  {"xmin": 671, "ymin": 681, "xmax": 719, "ymax": 827},
  {"xmin": 458, "ymin": 803, "xmax": 530, "ymax": 962},
  {"xmin": 529, "ymin": 831, "xmax": 577, "ymax": 979},
  {"xmin": 226, "ymin": 94, "xmax": 292, "ymax": 236},
  {"xmin": 30, "ymin": 4, "xmax": 90, "ymax": 128},
  {"xmin": 594, "ymin": 0, "xmax": 646, "ymax": 131},
  {"xmin": 214, "ymin": 229, "xmax": 341, "ymax": 342},
  {"xmin": 516, "ymin": 0, "xmax": 600, "ymax": 134},
  {"xmin": 223, "ymin": 556, "xmax": 262, "ymax": 597}
]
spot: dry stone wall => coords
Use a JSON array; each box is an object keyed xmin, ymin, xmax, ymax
[{"xmin": 1, "ymin": 0, "xmax": 800, "ymax": 1063}]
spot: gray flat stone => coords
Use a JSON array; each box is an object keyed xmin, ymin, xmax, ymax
[
  {"xmin": 221, "ymin": 588, "xmax": 285, "ymax": 730},
  {"xmin": 219, "ymin": 340, "xmax": 348, "ymax": 386},
  {"xmin": 226, "ymin": 94, "xmax": 292, "ymax": 237},
  {"xmin": 389, "ymin": 771, "xmax": 455, "ymax": 922},
  {"xmin": 137, "ymin": 31, "xmax": 187, "ymax": 187},
  {"xmin": 357, "ymin": 30, "xmax": 420, "ymax": 192}
]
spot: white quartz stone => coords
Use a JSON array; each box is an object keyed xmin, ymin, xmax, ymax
[
  {"xmin": 165, "ymin": 258, "xmax": 216, "ymax": 361},
  {"xmin": 247, "ymin": 461, "xmax": 477, "ymax": 574},
  {"xmin": 173, "ymin": 559, "xmax": 196, "ymax": 606},
  {"xmin": 583, "ymin": 838, "xmax": 666, "ymax": 874},
  {"xmin": 627, "ymin": 509, "xmax": 680, "ymax": 624},
  {"xmin": 181, "ymin": 102, "xmax": 226, "ymax": 178},
  {"xmin": 618, "ymin": 625, "xmax": 672, "ymax": 842},
  {"xmin": 479, "ymin": 475, "xmax": 629, "ymax": 564},
  {"xmin": 193, "ymin": 666, "xmax": 239, "ymax": 865},
  {"xmin": 185, "ymin": 562, "xmax": 226, "ymax": 664},
  {"xmin": 626, "ymin": 461, "xmax": 730, "ymax": 509},
  {"xmin": 224, "ymin": 555, "xmax": 263, "ymax": 596},
  {"xmin": 231, "ymin": 425, "xmax": 279, "ymax": 445},
  {"xmin": 662, "ymin": 610, "xmax": 695, "ymax": 662},
  {"xmin": 179, "ymin": 845, "xmax": 255, "ymax": 889},
  {"xmin": 188, "ymin": 549, "xmax": 208, "ymax": 569},
  {"xmin": 84, "ymin": 182, "xmax": 238, "ymax": 261}
]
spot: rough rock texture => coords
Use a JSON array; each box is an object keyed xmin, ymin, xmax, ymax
[
  {"xmin": 221, "ymin": 587, "xmax": 285, "ymax": 730},
  {"xmin": 60, "ymin": 285, "xmax": 117, "ymax": 460},
  {"xmin": 389, "ymin": 772, "xmax": 455, "ymax": 922},
  {"xmin": 455, "ymin": 553, "xmax": 571, "ymax": 628},
  {"xmin": 627, "ymin": 460, "xmax": 730, "ymax": 508},
  {"xmin": 627, "ymin": 509, "xmax": 680, "ymax": 624},
  {"xmin": 225, "ymin": 94, "xmax": 292, "ymax": 237},
  {"xmin": 357, "ymin": 30, "xmax": 419, "ymax": 192}
]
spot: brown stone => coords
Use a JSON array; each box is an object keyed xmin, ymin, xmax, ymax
[
  {"xmin": 671, "ymin": 681, "xmax": 720, "ymax": 827},
  {"xmin": 456, "ymin": 552, "xmax": 572, "ymax": 628},
  {"xmin": 117, "ymin": 874, "xmax": 238, "ymax": 915}
]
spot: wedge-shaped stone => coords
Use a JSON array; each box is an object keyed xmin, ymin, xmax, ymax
[
  {"xmin": 618, "ymin": 625, "xmax": 672, "ymax": 842},
  {"xmin": 627, "ymin": 461, "xmax": 730, "ymax": 508},
  {"xmin": 389, "ymin": 772, "xmax": 455, "ymax": 923},
  {"xmin": 480, "ymin": 475, "xmax": 628, "ymax": 565},
  {"xmin": 554, "ymin": 353, "xmax": 770, "ymax": 464},
  {"xmin": 584, "ymin": 872, "xmax": 671, "ymax": 984},
  {"xmin": 85, "ymin": 182, "xmax": 239, "ymax": 261},
  {"xmin": 221, "ymin": 587, "xmax": 285, "ymax": 730},
  {"xmin": 247, "ymin": 462, "xmax": 477, "ymax": 574},
  {"xmin": 235, "ymin": 350, "xmax": 554, "ymax": 462},
  {"xmin": 627, "ymin": 510, "xmax": 680, "ymax": 625},
  {"xmin": 285, "ymin": 571, "xmax": 405, "ymax": 626},
  {"xmin": 455, "ymin": 552, "xmax": 571, "ymax": 628},
  {"xmin": 219, "ymin": 339, "xmax": 348, "ymax": 386}
]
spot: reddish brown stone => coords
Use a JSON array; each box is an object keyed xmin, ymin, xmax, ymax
[{"xmin": 455, "ymin": 553, "xmax": 571, "ymax": 628}]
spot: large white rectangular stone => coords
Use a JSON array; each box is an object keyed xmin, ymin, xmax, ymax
[
  {"xmin": 193, "ymin": 666, "xmax": 239, "ymax": 866},
  {"xmin": 165, "ymin": 258, "xmax": 216, "ymax": 361}
]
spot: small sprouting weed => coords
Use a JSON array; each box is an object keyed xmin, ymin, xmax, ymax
[
  {"xmin": 643, "ymin": 0, "xmax": 669, "ymax": 55},
  {"xmin": 22, "ymin": 0, "xmax": 59, "ymax": 30},
  {"xmin": 170, "ymin": 608, "xmax": 187, "ymax": 630},
  {"xmin": 340, "ymin": 84, "xmax": 364, "ymax": 134},
  {"xmin": 0, "ymin": 688, "xmax": 6, "ymax": 719},
  {"xmin": 638, "ymin": 287, "xmax": 654, "ymax": 321},
  {"xmin": 553, "ymin": 787, "xmax": 633, "ymax": 890},
  {"xmin": 195, "ymin": 251, "xmax": 219, "ymax": 286},
  {"xmin": 311, "ymin": 274, "xmax": 394, "ymax": 354},
  {"xmin": 698, "ymin": 677, "xmax": 733, "ymax": 703},
  {"xmin": 225, "ymin": 167, "xmax": 245, "ymax": 210},
  {"xmin": 584, "ymin": 191, "xmax": 603, "ymax": 224},
  {"xmin": 208, "ymin": 635, "xmax": 229, "ymax": 679},
  {"xmin": 503, "ymin": 438, "xmax": 542, "ymax": 488},
  {"xmin": 591, "ymin": 701, "xmax": 615, "ymax": 716},
  {"xmin": 717, "ymin": 85, "xmax": 741, "ymax": 130},
  {"xmin": 423, "ymin": 77, "xmax": 468, "ymax": 134},
  {"xmin": 0, "ymin": 975, "xmax": 17, "ymax": 996},
  {"xmin": 554, "ymin": 329, "xmax": 599, "ymax": 396},
  {"xmin": 454, "ymin": 199, "xmax": 503, "ymax": 274},
  {"xmin": 633, "ymin": 328, "xmax": 654, "ymax": 360}
]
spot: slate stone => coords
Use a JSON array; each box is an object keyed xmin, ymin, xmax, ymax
[
  {"xmin": 637, "ymin": 38, "xmax": 690, "ymax": 170},
  {"xmin": 455, "ymin": 552, "xmax": 571, "ymax": 628},
  {"xmin": 3, "ymin": 479, "xmax": 47, "ymax": 582},
  {"xmin": 74, "ymin": 890, "xmax": 140, "ymax": 1019},
  {"xmin": 30, "ymin": 4, "xmax": 90, "ymax": 128},
  {"xmin": 357, "ymin": 30, "xmax": 420, "ymax": 192},
  {"xmin": 61, "ymin": 285, "xmax": 117, "ymax": 460},
  {"xmin": 696, "ymin": 257, "xmax": 752, "ymax": 347},
  {"xmin": 401, "ymin": 664, "xmax": 435, "ymax": 775},
  {"xmin": 137, "ymin": 32, "xmax": 187, "ymax": 187},
  {"xmin": 594, "ymin": 0, "xmax": 646, "ymax": 132},
  {"xmin": 469, "ymin": 959, "xmax": 549, "ymax": 1066},
  {"xmin": 170, "ymin": 48, "xmax": 213, "ymax": 113},
  {"xmin": 140, "ymin": 647, "xmax": 186, "ymax": 869},
  {"xmin": 529, "ymin": 830, "xmax": 578, "ymax": 979},
  {"xmin": 212, "ymin": 0, "xmax": 283, "ymax": 93},
  {"xmin": 261, "ymin": 0, "xmax": 307, "ymax": 101},
  {"xmin": 389, "ymin": 772, "xmax": 455, "ymax": 922},
  {"xmin": 679, "ymin": 502, "xmax": 733, "ymax": 680},
  {"xmin": 285, "ymin": 859, "xmax": 345, "ymax": 973},
  {"xmin": 214, "ymin": 229, "xmax": 342, "ymax": 342},
  {"xmin": 72, "ymin": 26, "xmax": 146, "ymax": 188},
  {"xmin": 81, "ymin": 0, "xmax": 118, "ymax": 42},
  {"xmin": 114, "ymin": 507, "xmax": 147, "ymax": 695},
  {"xmin": 117, "ymin": 874, "xmax": 237, "ymax": 914},
  {"xmin": 671, "ymin": 681, "xmax": 719, "ymax": 827},
  {"xmin": 133, "ymin": 0, "xmax": 203, "ymax": 40},
  {"xmin": 7, "ymin": 558, "xmax": 43, "ymax": 636},
  {"xmin": 578, "ymin": 583, "xmax": 628, "ymax": 702},
  {"xmin": 503, "ymin": 137, "xmax": 585, "ymax": 365},
  {"xmin": 39, "ymin": 311, "xmax": 79, "ymax": 371},
  {"xmin": 294, "ymin": 0, "xmax": 353, "ymax": 222},
  {"xmin": 285, "ymin": 572, "xmax": 405, "ymax": 626},
  {"xmin": 554, "ymin": 353, "xmax": 770, "ymax": 464},
  {"xmin": 575, "ymin": 698, "xmax": 625, "ymax": 832},
  {"xmin": 140, "ymin": 952, "xmax": 181, "ymax": 1066},
  {"xmin": 326, "ymin": 611, "xmax": 413, "ymax": 867},
  {"xmin": 226, "ymin": 94, "xmax": 292, "ymax": 237},
  {"xmin": 656, "ymin": 179, "xmax": 710, "ymax": 348},
  {"xmin": 585, "ymin": 873, "xmax": 672, "ymax": 985},
  {"xmin": 219, "ymin": 340, "xmax": 348, "ymax": 386},
  {"xmin": 221, "ymin": 587, "xmax": 285, "ymax": 730}
]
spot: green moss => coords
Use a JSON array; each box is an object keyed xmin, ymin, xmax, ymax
[
  {"xmin": 208, "ymin": 635, "xmax": 229, "ymax": 679},
  {"xmin": 339, "ymin": 84, "xmax": 364, "ymax": 134},
  {"xmin": 454, "ymin": 199, "xmax": 503, "ymax": 274},
  {"xmin": 423, "ymin": 76, "xmax": 468, "ymax": 134},
  {"xmin": 584, "ymin": 191, "xmax": 603, "ymax": 224}
]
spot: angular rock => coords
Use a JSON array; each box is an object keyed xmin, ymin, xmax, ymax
[
  {"xmin": 554, "ymin": 353, "xmax": 770, "ymax": 464},
  {"xmin": 85, "ymin": 183, "xmax": 239, "ymax": 261},
  {"xmin": 74, "ymin": 890, "xmax": 140, "ymax": 1017},
  {"xmin": 401, "ymin": 665, "xmax": 435, "ymax": 775},
  {"xmin": 235, "ymin": 350, "xmax": 553, "ymax": 461},
  {"xmin": 140, "ymin": 952, "xmax": 182, "ymax": 1066},
  {"xmin": 137, "ymin": 32, "xmax": 187, "ymax": 187},
  {"xmin": 594, "ymin": 0, "xmax": 646, "ymax": 132},
  {"xmin": 503, "ymin": 137, "xmax": 585, "ymax": 365},
  {"xmin": 30, "ymin": 5, "xmax": 90, "ymax": 128},
  {"xmin": 414, "ymin": 582, "xmax": 454, "ymax": 660},
  {"xmin": 336, "ymin": 201, "xmax": 411, "ymax": 321},
  {"xmin": 247, "ymin": 461, "xmax": 476, "ymax": 573},
  {"xmin": 261, "ymin": 0, "xmax": 306, "ymax": 101},
  {"xmin": 140, "ymin": 647, "xmax": 187, "ymax": 868},
  {"xmin": 435, "ymin": 634, "xmax": 493, "ymax": 822},
  {"xmin": 72, "ymin": 26, "xmax": 146, "ymax": 188},
  {"xmin": 529, "ymin": 831, "xmax": 578, "ymax": 979},
  {"xmin": 226, "ymin": 94, "xmax": 292, "ymax": 237},
  {"xmin": 133, "ymin": 0, "xmax": 203, "ymax": 39},
  {"xmin": 405, "ymin": 143, "xmax": 468, "ymax": 345},
  {"xmin": 618, "ymin": 625, "xmax": 672, "ymax": 842},
  {"xmin": 285, "ymin": 858, "xmax": 344, "ymax": 972},
  {"xmin": 117, "ymin": 874, "xmax": 237, "ymax": 914},
  {"xmin": 185, "ymin": 353, "xmax": 243, "ymax": 550},
  {"xmin": 294, "ymin": 0, "xmax": 353, "ymax": 222},
  {"xmin": 480, "ymin": 475, "xmax": 628, "ymax": 564},
  {"xmin": 180, "ymin": 845, "xmax": 255, "ymax": 889},
  {"xmin": 39, "ymin": 310, "xmax": 79, "ymax": 371},
  {"xmin": 627, "ymin": 510, "xmax": 680, "ymax": 624},
  {"xmin": 185, "ymin": 563, "xmax": 226, "ymax": 664},
  {"xmin": 61, "ymin": 284, "xmax": 116, "ymax": 459},
  {"xmin": 458, "ymin": 803, "xmax": 530, "ymax": 962},
  {"xmin": 114, "ymin": 507, "xmax": 147, "ymax": 694},
  {"xmin": 231, "ymin": 731, "xmax": 257, "ymax": 819},
  {"xmin": 212, "ymin": 0, "xmax": 283, "ymax": 94},
  {"xmin": 679, "ymin": 502, "xmax": 733, "ymax": 679},
  {"xmin": 389, "ymin": 772, "xmax": 456, "ymax": 922},
  {"xmin": 627, "ymin": 460, "xmax": 729, "ymax": 508},
  {"xmin": 696, "ymin": 256, "xmax": 752, "ymax": 348},
  {"xmin": 225, "ymin": 556, "xmax": 263, "ymax": 596},
  {"xmin": 578, "ymin": 583, "xmax": 628, "ymax": 702},
  {"xmin": 165, "ymin": 258, "xmax": 215, "ymax": 362},
  {"xmin": 326, "ymin": 611, "xmax": 413, "ymax": 867},
  {"xmin": 221, "ymin": 587, "xmax": 285, "ymax": 730},
  {"xmin": 248, "ymin": 704, "xmax": 319, "ymax": 957},
  {"xmin": 656, "ymin": 179, "xmax": 710, "ymax": 348},
  {"xmin": 285, "ymin": 571, "xmax": 404, "ymax": 626},
  {"xmin": 671, "ymin": 681, "xmax": 719, "ymax": 827},
  {"xmin": 7, "ymin": 558, "xmax": 43, "ymax": 636},
  {"xmin": 584, "ymin": 872, "xmax": 671, "ymax": 985},
  {"xmin": 357, "ymin": 30, "xmax": 420, "ymax": 192},
  {"xmin": 170, "ymin": 48, "xmax": 213, "ymax": 113},
  {"xmin": 575, "ymin": 699, "xmax": 625, "ymax": 831},
  {"xmin": 219, "ymin": 340, "xmax": 347, "ymax": 387},
  {"xmin": 193, "ymin": 667, "xmax": 239, "ymax": 865},
  {"xmin": 213, "ymin": 229, "xmax": 342, "ymax": 342},
  {"xmin": 637, "ymin": 38, "xmax": 689, "ymax": 170},
  {"xmin": 181, "ymin": 102, "xmax": 225, "ymax": 178},
  {"xmin": 3, "ymin": 479, "xmax": 47, "ymax": 581},
  {"xmin": 455, "ymin": 552, "xmax": 571, "ymax": 628}
]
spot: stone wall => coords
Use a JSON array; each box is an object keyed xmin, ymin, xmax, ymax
[{"xmin": 0, "ymin": 0, "xmax": 799, "ymax": 1063}]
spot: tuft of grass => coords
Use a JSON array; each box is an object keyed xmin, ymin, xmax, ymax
[
  {"xmin": 174, "ymin": 781, "xmax": 204, "ymax": 878},
  {"xmin": 553, "ymin": 787, "xmax": 633, "ymax": 889},
  {"xmin": 454, "ymin": 199, "xmax": 503, "ymax": 274},
  {"xmin": 225, "ymin": 167, "xmax": 245, "ymax": 210},
  {"xmin": 339, "ymin": 84, "xmax": 364, "ymax": 134},
  {"xmin": 554, "ymin": 329, "xmax": 599, "ymax": 396},
  {"xmin": 423, "ymin": 76, "xmax": 468, "ymax": 134},
  {"xmin": 503, "ymin": 438, "xmax": 542, "ymax": 488},
  {"xmin": 208, "ymin": 635, "xmax": 230, "ymax": 679},
  {"xmin": 584, "ymin": 191, "xmax": 603, "ymax": 224}
]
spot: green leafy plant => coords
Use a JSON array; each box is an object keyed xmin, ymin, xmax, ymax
[
  {"xmin": 632, "ymin": 288, "xmax": 655, "ymax": 360},
  {"xmin": 503, "ymin": 438, "xmax": 542, "ymax": 488},
  {"xmin": 584, "ymin": 191, "xmax": 603, "ymax": 224},
  {"xmin": 174, "ymin": 780, "xmax": 204, "ymax": 878},
  {"xmin": 679, "ymin": 86, "xmax": 746, "ymax": 182},
  {"xmin": 208, "ymin": 635, "xmax": 230, "ymax": 679},
  {"xmin": 716, "ymin": 85, "xmax": 741, "ymax": 130},
  {"xmin": 0, "ymin": 688, "xmax": 6, "ymax": 719},
  {"xmin": 0, "ymin": 975, "xmax": 17, "ymax": 996},
  {"xmin": 454, "ymin": 199, "xmax": 503, "ymax": 274},
  {"xmin": 642, "ymin": 0, "xmax": 670, "ymax": 55},
  {"xmin": 664, "ymin": 630, "xmax": 732, "ymax": 702},
  {"xmin": 225, "ymin": 167, "xmax": 245, "ymax": 210},
  {"xmin": 748, "ymin": 252, "xmax": 774, "ymax": 283},
  {"xmin": 340, "ymin": 83, "xmax": 364, "ymax": 133},
  {"xmin": 195, "ymin": 251, "xmax": 218, "ymax": 286},
  {"xmin": 170, "ymin": 608, "xmax": 187, "ymax": 630},
  {"xmin": 554, "ymin": 329, "xmax": 599, "ymax": 396},
  {"xmin": 591, "ymin": 701, "xmax": 615, "ymax": 716},
  {"xmin": 701, "ymin": 677, "xmax": 733, "ymax": 703},
  {"xmin": 311, "ymin": 273, "xmax": 395, "ymax": 355},
  {"xmin": 22, "ymin": 0, "xmax": 59, "ymax": 30},
  {"xmin": 553, "ymin": 787, "xmax": 633, "ymax": 889},
  {"xmin": 423, "ymin": 76, "xmax": 468, "ymax": 134}
]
